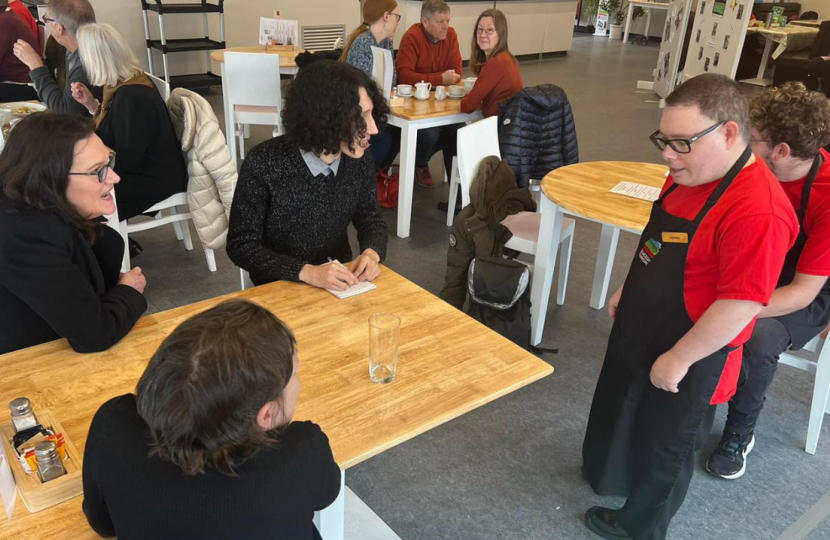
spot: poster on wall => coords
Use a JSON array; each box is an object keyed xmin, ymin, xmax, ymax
[
  {"xmin": 682, "ymin": 0, "xmax": 752, "ymax": 81},
  {"xmin": 259, "ymin": 17, "xmax": 299, "ymax": 46},
  {"xmin": 652, "ymin": 0, "xmax": 693, "ymax": 98}
]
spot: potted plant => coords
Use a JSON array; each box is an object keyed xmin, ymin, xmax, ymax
[{"xmin": 606, "ymin": 0, "xmax": 645, "ymax": 40}]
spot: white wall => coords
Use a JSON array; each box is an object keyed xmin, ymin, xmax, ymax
[
  {"xmin": 798, "ymin": 0, "xmax": 830, "ymax": 18},
  {"xmin": 89, "ymin": 0, "xmax": 361, "ymax": 76}
]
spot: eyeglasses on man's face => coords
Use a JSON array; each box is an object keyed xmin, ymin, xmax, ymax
[
  {"xmin": 41, "ymin": 13, "xmax": 57, "ymax": 25},
  {"xmin": 69, "ymin": 152, "xmax": 116, "ymax": 184},
  {"xmin": 649, "ymin": 121, "xmax": 727, "ymax": 154}
]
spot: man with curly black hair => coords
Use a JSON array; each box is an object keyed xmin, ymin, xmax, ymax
[
  {"xmin": 227, "ymin": 61, "xmax": 389, "ymax": 291},
  {"xmin": 706, "ymin": 82, "xmax": 830, "ymax": 480}
]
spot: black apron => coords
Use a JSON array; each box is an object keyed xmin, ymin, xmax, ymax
[
  {"xmin": 774, "ymin": 154, "xmax": 830, "ymax": 350},
  {"xmin": 582, "ymin": 147, "xmax": 752, "ymax": 540}
]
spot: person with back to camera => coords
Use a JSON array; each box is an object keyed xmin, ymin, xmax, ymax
[
  {"xmin": 0, "ymin": 113, "xmax": 147, "ymax": 355},
  {"xmin": 461, "ymin": 9, "xmax": 522, "ymax": 119},
  {"xmin": 227, "ymin": 60, "xmax": 388, "ymax": 291},
  {"xmin": 341, "ymin": 0, "xmax": 402, "ymax": 176},
  {"xmin": 0, "ymin": 0, "xmax": 39, "ymax": 101},
  {"xmin": 82, "ymin": 299, "xmax": 341, "ymax": 539},
  {"xmin": 70, "ymin": 23, "xmax": 188, "ymax": 256}
]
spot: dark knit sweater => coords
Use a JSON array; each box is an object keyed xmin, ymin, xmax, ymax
[
  {"xmin": 83, "ymin": 394, "xmax": 341, "ymax": 540},
  {"xmin": 227, "ymin": 135, "xmax": 388, "ymax": 285}
]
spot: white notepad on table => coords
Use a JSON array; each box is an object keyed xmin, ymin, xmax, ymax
[
  {"xmin": 325, "ymin": 260, "xmax": 377, "ymax": 299},
  {"xmin": 609, "ymin": 181, "xmax": 661, "ymax": 202}
]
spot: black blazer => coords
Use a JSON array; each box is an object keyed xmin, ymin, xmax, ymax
[
  {"xmin": 0, "ymin": 201, "xmax": 147, "ymax": 355},
  {"xmin": 97, "ymin": 84, "xmax": 188, "ymax": 221}
]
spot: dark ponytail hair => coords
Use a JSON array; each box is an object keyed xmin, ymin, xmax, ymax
[{"xmin": 0, "ymin": 112, "xmax": 100, "ymax": 241}]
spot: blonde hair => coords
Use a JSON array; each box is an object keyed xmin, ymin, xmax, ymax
[
  {"xmin": 340, "ymin": 0, "xmax": 398, "ymax": 62},
  {"xmin": 470, "ymin": 9, "xmax": 514, "ymax": 76},
  {"xmin": 77, "ymin": 23, "xmax": 143, "ymax": 87}
]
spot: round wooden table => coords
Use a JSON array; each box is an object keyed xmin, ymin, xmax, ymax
[{"xmin": 528, "ymin": 161, "xmax": 668, "ymax": 344}]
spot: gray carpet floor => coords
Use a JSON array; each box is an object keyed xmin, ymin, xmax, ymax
[{"xmin": 130, "ymin": 35, "xmax": 830, "ymax": 539}]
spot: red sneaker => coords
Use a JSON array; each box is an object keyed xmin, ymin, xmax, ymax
[{"xmin": 415, "ymin": 166, "xmax": 436, "ymax": 188}]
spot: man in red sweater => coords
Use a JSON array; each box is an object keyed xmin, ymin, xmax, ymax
[{"xmin": 396, "ymin": 0, "xmax": 463, "ymax": 188}]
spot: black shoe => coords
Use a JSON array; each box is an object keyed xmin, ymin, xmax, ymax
[
  {"xmin": 437, "ymin": 201, "xmax": 462, "ymax": 215},
  {"xmin": 705, "ymin": 430, "xmax": 755, "ymax": 480},
  {"xmin": 128, "ymin": 238, "xmax": 143, "ymax": 259},
  {"xmin": 584, "ymin": 507, "xmax": 632, "ymax": 540}
]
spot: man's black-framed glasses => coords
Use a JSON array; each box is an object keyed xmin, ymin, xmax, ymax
[
  {"xmin": 69, "ymin": 152, "xmax": 116, "ymax": 184},
  {"xmin": 41, "ymin": 14, "xmax": 57, "ymax": 25},
  {"xmin": 649, "ymin": 121, "xmax": 727, "ymax": 154}
]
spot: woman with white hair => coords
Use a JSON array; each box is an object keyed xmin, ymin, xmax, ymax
[{"xmin": 71, "ymin": 23, "xmax": 186, "ymax": 230}]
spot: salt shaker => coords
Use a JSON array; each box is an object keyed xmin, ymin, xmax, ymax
[
  {"xmin": 9, "ymin": 397, "xmax": 38, "ymax": 433},
  {"xmin": 35, "ymin": 441, "xmax": 65, "ymax": 483}
]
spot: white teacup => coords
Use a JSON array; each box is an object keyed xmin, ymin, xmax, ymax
[
  {"xmin": 435, "ymin": 86, "xmax": 447, "ymax": 100},
  {"xmin": 463, "ymin": 77, "xmax": 477, "ymax": 93},
  {"xmin": 396, "ymin": 84, "xmax": 412, "ymax": 97},
  {"xmin": 449, "ymin": 85, "xmax": 464, "ymax": 98}
]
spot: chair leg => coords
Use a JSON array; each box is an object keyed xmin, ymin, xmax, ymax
[
  {"xmin": 169, "ymin": 210, "xmax": 185, "ymax": 242},
  {"xmin": 446, "ymin": 162, "xmax": 459, "ymax": 227},
  {"xmin": 807, "ymin": 340, "xmax": 830, "ymax": 454},
  {"xmin": 178, "ymin": 210, "xmax": 194, "ymax": 251},
  {"xmin": 205, "ymin": 248, "xmax": 217, "ymax": 272},
  {"xmin": 556, "ymin": 226, "xmax": 574, "ymax": 306},
  {"xmin": 243, "ymin": 123, "xmax": 251, "ymax": 139},
  {"xmin": 119, "ymin": 220, "xmax": 130, "ymax": 272},
  {"xmin": 237, "ymin": 124, "xmax": 246, "ymax": 161}
]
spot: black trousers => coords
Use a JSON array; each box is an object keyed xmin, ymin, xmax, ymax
[
  {"xmin": 0, "ymin": 83, "xmax": 39, "ymax": 102},
  {"xmin": 414, "ymin": 123, "xmax": 462, "ymax": 174},
  {"xmin": 725, "ymin": 317, "xmax": 792, "ymax": 435}
]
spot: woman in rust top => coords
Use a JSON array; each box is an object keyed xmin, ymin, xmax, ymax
[{"xmin": 461, "ymin": 9, "xmax": 523, "ymax": 118}]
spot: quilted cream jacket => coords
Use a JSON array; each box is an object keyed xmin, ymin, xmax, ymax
[{"xmin": 167, "ymin": 88, "xmax": 237, "ymax": 250}]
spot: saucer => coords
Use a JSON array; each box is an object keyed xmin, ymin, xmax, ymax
[
  {"xmin": 448, "ymin": 94, "xmax": 465, "ymax": 100},
  {"xmin": 398, "ymin": 93, "xmax": 413, "ymax": 99}
]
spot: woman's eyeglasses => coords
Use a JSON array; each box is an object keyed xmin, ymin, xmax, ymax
[
  {"xmin": 649, "ymin": 121, "xmax": 726, "ymax": 154},
  {"xmin": 389, "ymin": 13, "xmax": 401, "ymax": 22},
  {"xmin": 476, "ymin": 27, "xmax": 497, "ymax": 36},
  {"xmin": 69, "ymin": 152, "xmax": 116, "ymax": 184}
]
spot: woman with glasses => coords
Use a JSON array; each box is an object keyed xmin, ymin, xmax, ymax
[
  {"xmin": 461, "ymin": 9, "xmax": 522, "ymax": 118},
  {"xmin": 341, "ymin": 0, "xmax": 401, "ymax": 173},
  {"xmin": 70, "ymin": 23, "xmax": 186, "ymax": 230},
  {"xmin": 0, "ymin": 113, "xmax": 147, "ymax": 355}
]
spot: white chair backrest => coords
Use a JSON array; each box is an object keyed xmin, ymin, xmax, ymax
[
  {"xmin": 146, "ymin": 72, "xmax": 171, "ymax": 102},
  {"xmin": 457, "ymin": 116, "xmax": 501, "ymax": 207},
  {"xmin": 224, "ymin": 52, "xmax": 282, "ymax": 109}
]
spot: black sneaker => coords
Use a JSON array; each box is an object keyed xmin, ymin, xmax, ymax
[
  {"xmin": 584, "ymin": 507, "xmax": 632, "ymax": 540},
  {"xmin": 705, "ymin": 431, "xmax": 756, "ymax": 480}
]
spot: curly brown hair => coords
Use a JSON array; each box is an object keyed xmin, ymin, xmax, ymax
[{"xmin": 750, "ymin": 82, "xmax": 830, "ymax": 159}]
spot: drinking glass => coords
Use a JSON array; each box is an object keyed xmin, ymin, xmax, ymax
[{"xmin": 369, "ymin": 314, "xmax": 401, "ymax": 384}]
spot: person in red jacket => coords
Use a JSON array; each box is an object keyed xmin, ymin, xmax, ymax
[
  {"xmin": 705, "ymin": 82, "xmax": 830, "ymax": 480},
  {"xmin": 9, "ymin": 0, "xmax": 37, "ymax": 38},
  {"xmin": 0, "ymin": 0, "xmax": 38, "ymax": 101},
  {"xmin": 461, "ymin": 9, "xmax": 522, "ymax": 119},
  {"xmin": 581, "ymin": 74, "xmax": 798, "ymax": 540},
  {"xmin": 395, "ymin": 0, "xmax": 462, "ymax": 188}
]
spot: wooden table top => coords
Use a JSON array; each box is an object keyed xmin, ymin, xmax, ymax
[
  {"xmin": 0, "ymin": 267, "xmax": 552, "ymax": 539},
  {"xmin": 389, "ymin": 92, "xmax": 469, "ymax": 121},
  {"xmin": 210, "ymin": 45, "xmax": 300, "ymax": 66},
  {"xmin": 541, "ymin": 161, "xmax": 669, "ymax": 232}
]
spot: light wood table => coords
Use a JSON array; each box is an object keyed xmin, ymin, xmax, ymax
[
  {"xmin": 528, "ymin": 161, "xmax": 668, "ymax": 344},
  {"xmin": 209, "ymin": 45, "xmax": 301, "ymax": 167},
  {"xmin": 741, "ymin": 26, "xmax": 819, "ymax": 87},
  {"xmin": 789, "ymin": 20, "xmax": 825, "ymax": 29},
  {"xmin": 386, "ymin": 93, "xmax": 482, "ymax": 238},
  {"xmin": 623, "ymin": 1, "xmax": 670, "ymax": 45},
  {"xmin": 0, "ymin": 267, "xmax": 552, "ymax": 540}
]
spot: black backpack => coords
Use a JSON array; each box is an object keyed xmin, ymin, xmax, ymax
[{"xmin": 466, "ymin": 256, "xmax": 542, "ymax": 351}]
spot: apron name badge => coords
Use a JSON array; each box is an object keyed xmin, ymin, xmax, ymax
[
  {"xmin": 638, "ymin": 238, "xmax": 662, "ymax": 266},
  {"xmin": 661, "ymin": 232, "xmax": 689, "ymax": 244}
]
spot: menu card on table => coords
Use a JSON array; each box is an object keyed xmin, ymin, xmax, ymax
[{"xmin": 609, "ymin": 181, "xmax": 662, "ymax": 202}]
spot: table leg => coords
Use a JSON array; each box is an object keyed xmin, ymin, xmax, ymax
[
  {"xmin": 645, "ymin": 8, "xmax": 652, "ymax": 40},
  {"xmin": 589, "ymin": 224, "xmax": 621, "ymax": 310},
  {"xmin": 530, "ymin": 196, "xmax": 564, "ymax": 346},
  {"xmin": 623, "ymin": 1, "xmax": 635, "ymax": 44},
  {"xmin": 220, "ymin": 63, "xmax": 238, "ymax": 169},
  {"xmin": 396, "ymin": 122, "xmax": 418, "ymax": 239},
  {"xmin": 740, "ymin": 37, "xmax": 774, "ymax": 87},
  {"xmin": 314, "ymin": 470, "xmax": 346, "ymax": 540}
]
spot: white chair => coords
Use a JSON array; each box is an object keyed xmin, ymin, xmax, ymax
[
  {"xmin": 224, "ymin": 52, "xmax": 283, "ymax": 166},
  {"xmin": 146, "ymin": 71, "xmax": 171, "ymax": 102},
  {"xmin": 778, "ymin": 327, "xmax": 830, "ymax": 454},
  {"xmin": 240, "ymin": 269, "xmax": 254, "ymax": 290},
  {"xmin": 452, "ymin": 116, "xmax": 576, "ymax": 310}
]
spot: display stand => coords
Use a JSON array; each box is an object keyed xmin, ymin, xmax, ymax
[
  {"xmin": 653, "ymin": 0, "xmax": 693, "ymax": 98},
  {"xmin": 682, "ymin": 0, "xmax": 753, "ymax": 81}
]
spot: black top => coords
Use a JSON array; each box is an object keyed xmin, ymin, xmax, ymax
[
  {"xmin": 97, "ymin": 85, "xmax": 188, "ymax": 220},
  {"xmin": 0, "ymin": 201, "xmax": 147, "ymax": 354},
  {"xmin": 227, "ymin": 135, "xmax": 388, "ymax": 285},
  {"xmin": 83, "ymin": 394, "xmax": 341, "ymax": 540}
]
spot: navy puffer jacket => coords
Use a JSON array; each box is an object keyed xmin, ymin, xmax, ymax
[{"xmin": 498, "ymin": 84, "xmax": 579, "ymax": 188}]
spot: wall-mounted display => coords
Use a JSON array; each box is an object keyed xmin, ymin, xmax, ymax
[{"xmin": 683, "ymin": 0, "xmax": 752, "ymax": 80}]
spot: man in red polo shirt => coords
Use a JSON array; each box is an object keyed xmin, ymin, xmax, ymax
[
  {"xmin": 9, "ymin": 0, "xmax": 37, "ymax": 38},
  {"xmin": 396, "ymin": 0, "xmax": 462, "ymax": 188},
  {"xmin": 581, "ymin": 74, "xmax": 798, "ymax": 540},
  {"xmin": 706, "ymin": 82, "xmax": 830, "ymax": 480}
]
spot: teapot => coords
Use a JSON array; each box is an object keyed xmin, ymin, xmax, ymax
[{"xmin": 414, "ymin": 81, "xmax": 432, "ymax": 100}]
